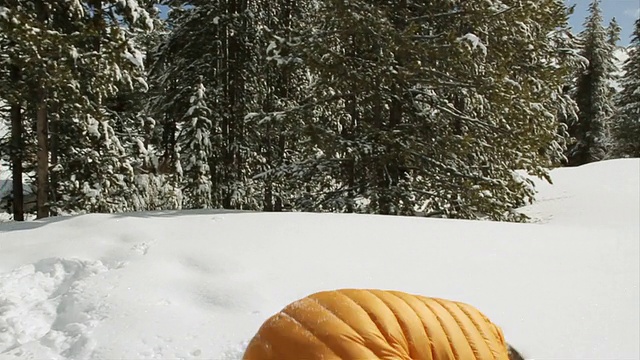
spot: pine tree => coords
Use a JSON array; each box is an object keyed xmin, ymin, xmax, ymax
[
  {"xmin": 179, "ymin": 81, "xmax": 213, "ymax": 208},
  {"xmin": 568, "ymin": 0, "xmax": 618, "ymax": 166},
  {"xmin": 149, "ymin": 2, "xmax": 224, "ymax": 209},
  {"xmin": 0, "ymin": 21, "xmax": 26, "ymax": 220},
  {"xmin": 2, "ymin": 0, "xmax": 585, "ymax": 221},
  {"xmin": 149, "ymin": 0, "xmax": 307, "ymax": 210},
  {"xmin": 115, "ymin": 11, "xmax": 182, "ymax": 212},
  {"xmin": 0, "ymin": 0, "xmax": 82, "ymax": 218},
  {"xmin": 51, "ymin": 0, "xmax": 160, "ymax": 214},
  {"xmin": 608, "ymin": 17, "xmax": 621, "ymax": 47},
  {"xmin": 610, "ymin": 18, "xmax": 640, "ymax": 157},
  {"xmin": 0, "ymin": 0, "xmax": 161, "ymax": 216},
  {"xmin": 266, "ymin": 0, "xmax": 577, "ymax": 221},
  {"xmin": 246, "ymin": 0, "xmax": 313, "ymax": 212}
]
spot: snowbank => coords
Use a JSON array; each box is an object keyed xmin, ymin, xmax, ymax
[{"xmin": 0, "ymin": 159, "xmax": 638, "ymax": 360}]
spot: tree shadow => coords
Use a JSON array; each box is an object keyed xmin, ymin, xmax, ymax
[
  {"xmin": 108, "ymin": 208, "xmax": 256, "ymax": 218},
  {"xmin": 0, "ymin": 209, "xmax": 259, "ymax": 233},
  {"xmin": 0, "ymin": 215, "xmax": 72, "ymax": 233}
]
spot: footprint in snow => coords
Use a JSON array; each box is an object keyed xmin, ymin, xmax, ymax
[
  {"xmin": 190, "ymin": 348, "xmax": 202, "ymax": 357},
  {"xmin": 131, "ymin": 240, "xmax": 157, "ymax": 256},
  {"xmin": 0, "ymin": 258, "xmax": 109, "ymax": 358}
]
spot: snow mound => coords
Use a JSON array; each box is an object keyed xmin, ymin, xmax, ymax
[
  {"xmin": 518, "ymin": 158, "xmax": 639, "ymax": 228},
  {"xmin": 0, "ymin": 159, "xmax": 638, "ymax": 360}
]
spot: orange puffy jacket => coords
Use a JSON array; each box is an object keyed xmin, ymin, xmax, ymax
[{"xmin": 243, "ymin": 289, "xmax": 509, "ymax": 360}]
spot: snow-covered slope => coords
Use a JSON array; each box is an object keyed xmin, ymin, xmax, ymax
[{"xmin": 0, "ymin": 159, "xmax": 638, "ymax": 360}]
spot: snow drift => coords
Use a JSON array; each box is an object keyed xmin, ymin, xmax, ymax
[{"xmin": 0, "ymin": 159, "xmax": 638, "ymax": 360}]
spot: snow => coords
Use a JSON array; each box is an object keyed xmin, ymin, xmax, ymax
[
  {"xmin": 458, "ymin": 33, "xmax": 488, "ymax": 56},
  {"xmin": 0, "ymin": 159, "xmax": 638, "ymax": 360},
  {"xmin": 0, "ymin": 115, "xmax": 6, "ymax": 138},
  {"xmin": 266, "ymin": 41, "xmax": 277, "ymax": 54},
  {"xmin": 0, "ymin": 168, "xmax": 19, "ymax": 202},
  {"xmin": 0, "ymin": 6, "xmax": 9, "ymax": 20},
  {"xmin": 517, "ymin": 159, "xmax": 639, "ymax": 228},
  {"xmin": 615, "ymin": 47, "xmax": 630, "ymax": 67},
  {"xmin": 0, "ymin": 165, "xmax": 11, "ymax": 200},
  {"xmin": 124, "ymin": 49, "xmax": 145, "ymax": 69},
  {"xmin": 503, "ymin": 77, "xmax": 522, "ymax": 90},
  {"xmin": 612, "ymin": 47, "xmax": 629, "ymax": 91}
]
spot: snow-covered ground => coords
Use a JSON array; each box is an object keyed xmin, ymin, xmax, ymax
[{"xmin": 0, "ymin": 159, "xmax": 638, "ymax": 360}]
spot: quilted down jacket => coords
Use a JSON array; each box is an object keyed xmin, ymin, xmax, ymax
[{"xmin": 243, "ymin": 289, "xmax": 510, "ymax": 360}]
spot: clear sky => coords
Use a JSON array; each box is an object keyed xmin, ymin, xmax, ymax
[
  {"xmin": 567, "ymin": 0, "xmax": 639, "ymax": 45},
  {"xmin": 157, "ymin": 1, "xmax": 639, "ymax": 45}
]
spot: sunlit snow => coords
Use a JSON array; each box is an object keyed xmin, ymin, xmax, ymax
[
  {"xmin": 0, "ymin": 159, "xmax": 638, "ymax": 360},
  {"xmin": 0, "ymin": 6, "xmax": 9, "ymax": 20},
  {"xmin": 458, "ymin": 33, "xmax": 488, "ymax": 56}
]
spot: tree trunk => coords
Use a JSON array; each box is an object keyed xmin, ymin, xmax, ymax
[
  {"xmin": 273, "ymin": 0, "xmax": 291, "ymax": 213},
  {"xmin": 49, "ymin": 111, "xmax": 60, "ymax": 213},
  {"xmin": 263, "ymin": 108, "xmax": 274, "ymax": 211},
  {"xmin": 36, "ymin": 89, "xmax": 49, "ymax": 219},
  {"xmin": 91, "ymin": 0, "xmax": 103, "ymax": 51},
  {"xmin": 33, "ymin": 0, "xmax": 50, "ymax": 219},
  {"xmin": 378, "ymin": 0, "xmax": 408, "ymax": 215},
  {"xmin": 264, "ymin": 182, "xmax": 274, "ymax": 212},
  {"xmin": 10, "ymin": 64, "xmax": 25, "ymax": 221},
  {"xmin": 221, "ymin": 2, "xmax": 232, "ymax": 209},
  {"xmin": 343, "ymin": 34, "xmax": 359, "ymax": 213}
]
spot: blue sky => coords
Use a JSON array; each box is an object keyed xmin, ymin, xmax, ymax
[
  {"xmin": 158, "ymin": 1, "xmax": 639, "ymax": 45},
  {"xmin": 567, "ymin": 0, "xmax": 639, "ymax": 45}
]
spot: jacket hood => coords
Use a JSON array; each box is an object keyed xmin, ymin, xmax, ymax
[{"xmin": 243, "ymin": 289, "xmax": 509, "ymax": 360}]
